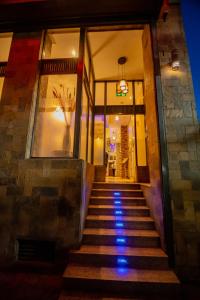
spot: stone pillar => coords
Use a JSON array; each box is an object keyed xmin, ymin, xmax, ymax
[
  {"xmin": 0, "ymin": 31, "xmax": 42, "ymax": 177},
  {"xmin": 157, "ymin": 5, "xmax": 200, "ymax": 280},
  {"xmin": 120, "ymin": 125, "xmax": 129, "ymax": 178}
]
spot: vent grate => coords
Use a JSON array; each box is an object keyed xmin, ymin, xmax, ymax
[
  {"xmin": 17, "ymin": 239, "xmax": 55, "ymax": 262},
  {"xmin": 40, "ymin": 58, "xmax": 78, "ymax": 75}
]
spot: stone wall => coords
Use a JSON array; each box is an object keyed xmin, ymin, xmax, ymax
[
  {"xmin": 157, "ymin": 5, "xmax": 200, "ymax": 280},
  {"xmin": 0, "ymin": 157, "xmax": 94, "ymax": 264}
]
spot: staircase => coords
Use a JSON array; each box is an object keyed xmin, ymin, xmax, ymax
[{"xmin": 63, "ymin": 182, "xmax": 179, "ymax": 298}]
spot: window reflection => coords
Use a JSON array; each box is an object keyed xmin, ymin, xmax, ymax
[
  {"xmin": 0, "ymin": 33, "xmax": 13, "ymax": 101},
  {"xmin": 94, "ymin": 115, "xmax": 104, "ymax": 165},
  {"xmin": 80, "ymin": 85, "xmax": 88, "ymax": 160},
  {"xmin": 42, "ymin": 29, "xmax": 80, "ymax": 59},
  {"xmin": 32, "ymin": 74, "xmax": 77, "ymax": 157}
]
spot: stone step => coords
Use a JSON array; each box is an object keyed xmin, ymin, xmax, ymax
[
  {"xmin": 70, "ymin": 245, "xmax": 168, "ymax": 269},
  {"xmin": 86, "ymin": 215, "xmax": 155, "ymax": 230},
  {"xmin": 90, "ymin": 196, "xmax": 146, "ymax": 206},
  {"xmin": 92, "ymin": 189, "xmax": 143, "ymax": 197},
  {"xmin": 93, "ymin": 182, "xmax": 141, "ymax": 190},
  {"xmin": 63, "ymin": 264, "xmax": 180, "ymax": 296},
  {"xmin": 83, "ymin": 228, "xmax": 160, "ymax": 248},
  {"xmin": 88, "ymin": 205, "xmax": 150, "ymax": 217}
]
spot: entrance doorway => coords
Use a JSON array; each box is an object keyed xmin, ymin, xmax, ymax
[
  {"xmin": 105, "ymin": 114, "xmax": 136, "ymax": 181},
  {"xmin": 88, "ymin": 28, "xmax": 149, "ymax": 182}
]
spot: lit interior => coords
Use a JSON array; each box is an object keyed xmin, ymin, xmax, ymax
[
  {"xmin": 29, "ymin": 27, "xmax": 148, "ymax": 171},
  {"xmin": 32, "ymin": 74, "xmax": 77, "ymax": 157},
  {"xmin": 0, "ymin": 33, "xmax": 13, "ymax": 61},
  {"xmin": 89, "ymin": 29, "xmax": 147, "ymax": 180},
  {"xmin": 32, "ymin": 29, "xmax": 80, "ymax": 157},
  {"xmin": 0, "ymin": 33, "xmax": 13, "ymax": 101}
]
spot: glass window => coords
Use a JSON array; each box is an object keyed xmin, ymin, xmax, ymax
[
  {"xmin": 84, "ymin": 40, "xmax": 90, "ymax": 78},
  {"xmin": 89, "ymin": 70, "xmax": 94, "ymax": 98},
  {"xmin": 136, "ymin": 115, "xmax": 147, "ymax": 166},
  {"xmin": 80, "ymin": 85, "xmax": 88, "ymax": 160},
  {"xmin": 32, "ymin": 74, "xmax": 77, "ymax": 157},
  {"xmin": 87, "ymin": 105, "xmax": 92, "ymax": 163},
  {"xmin": 0, "ymin": 33, "xmax": 12, "ymax": 61},
  {"xmin": 134, "ymin": 81, "xmax": 144, "ymax": 105},
  {"xmin": 94, "ymin": 115, "xmax": 104, "ymax": 165},
  {"xmin": 0, "ymin": 33, "xmax": 13, "ymax": 101},
  {"xmin": 95, "ymin": 82, "xmax": 104, "ymax": 105},
  {"xmin": 107, "ymin": 81, "xmax": 133, "ymax": 105},
  {"xmin": 42, "ymin": 29, "xmax": 80, "ymax": 59},
  {"xmin": 0, "ymin": 78, "xmax": 4, "ymax": 100}
]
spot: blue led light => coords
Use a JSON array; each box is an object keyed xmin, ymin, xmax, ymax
[
  {"xmin": 114, "ymin": 200, "xmax": 121, "ymax": 205},
  {"xmin": 117, "ymin": 267, "xmax": 129, "ymax": 275},
  {"xmin": 117, "ymin": 257, "xmax": 128, "ymax": 265},
  {"xmin": 115, "ymin": 210, "xmax": 123, "ymax": 215},
  {"xmin": 116, "ymin": 237, "xmax": 126, "ymax": 244},
  {"xmin": 116, "ymin": 222, "xmax": 124, "ymax": 228},
  {"xmin": 114, "ymin": 192, "xmax": 121, "ymax": 196}
]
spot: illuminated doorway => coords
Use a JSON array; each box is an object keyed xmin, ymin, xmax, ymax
[{"xmin": 105, "ymin": 115, "xmax": 136, "ymax": 181}]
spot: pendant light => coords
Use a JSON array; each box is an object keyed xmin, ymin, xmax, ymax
[{"xmin": 116, "ymin": 56, "xmax": 128, "ymax": 96}]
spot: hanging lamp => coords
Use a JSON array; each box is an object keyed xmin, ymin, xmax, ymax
[{"xmin": 116, "ymin": 56, "xmax": 128, "ymax": 96}]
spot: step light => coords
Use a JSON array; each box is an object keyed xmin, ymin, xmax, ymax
[
  {"xmin": 115, "ymin": 222, "xmax": 124, "ymax": 228},
  {"xmin": 114, "ymin": 200, "xmax": 121, "ymax": 205},
  {"xmin": 117, "ymin": 257, "xmax": 128, "ymax": 266},
  {"xmin": 115, "ymin": 210, "xmax": 123, "ymax": 215},
  {"xmin": 116, "ymin": 237, "xmax": 126, "ymax": 245},
  {"xmin": 117, "ymin": 267, "xmax": 129, "ymax": 275},
  {"xmin": 114, "ymin": 192, "xmax": 121, "ymax": 196}
]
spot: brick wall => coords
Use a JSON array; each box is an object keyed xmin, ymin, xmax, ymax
[{"xmin": 157, "ymin": 5, "xmax": 200, "ymax": 280}]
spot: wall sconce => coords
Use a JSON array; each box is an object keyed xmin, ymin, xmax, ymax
[{"xmin": 171, "ymin": 49, "xmax": 180, "ymax": 71}]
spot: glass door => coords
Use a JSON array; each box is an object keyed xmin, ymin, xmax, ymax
[{"xmin": 105, "ymin": 114, "xmax": 137, "ymax": 181}]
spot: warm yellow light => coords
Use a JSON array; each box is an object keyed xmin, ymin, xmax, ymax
[
  {"xmin": 72, "ymin": 49, "xmax": 77, "ymax": 57},
  {"xmin": 115, "ymin": 116, "xmax": 119, "ymax": 121},
  {"xmin": 172, "ymin": 60, "xmax": 180, "ymax": 71},
  {"xmin": 119, "ymin": 80, "xmax": 126, "ymax": 91},
  {"xmin": 53, "ymin": 106, "xmax": 65, "ymax": 122},
  {"xmin": 119, "ymin": 80, "xmax": 128, "ymax": 94}
]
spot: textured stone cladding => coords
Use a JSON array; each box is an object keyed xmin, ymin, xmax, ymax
[
  {"xmin": 157, "ymin": 5, "xmax": 200, "ymax": 280},
  {"xmin": 17, "ymin": 159, "xmax": 84, "ymax": 246},
  {"xmin": 0, "ymin": 32, "xmax": 43, "ymax": 263}
]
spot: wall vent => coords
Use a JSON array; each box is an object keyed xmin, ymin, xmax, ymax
[{"xmin": 17, "ymin": 239, "xmax": 55, "ymax": 262}]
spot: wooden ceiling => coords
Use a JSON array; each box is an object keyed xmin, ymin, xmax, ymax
[{"xmin": 0, "ymin": 0, "xmax": 163, "ymax": 31}]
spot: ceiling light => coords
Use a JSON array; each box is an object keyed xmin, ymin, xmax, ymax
[{"xmin": 71, "ymin": 49, "xmax": 77, "ymax": 57}]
